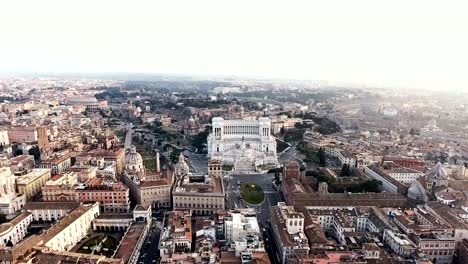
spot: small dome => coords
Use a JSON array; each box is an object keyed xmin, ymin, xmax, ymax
[
  {"xmin": 408, "ymin": 181, "xmax": 428, "ymax": 202},
  {"xmin": 175, "ymin": 153, "xmax": 190, "ymax": 176},
  {"xmin": 426, "ymin": 162, "xmax": 447, "ymax": 180}
]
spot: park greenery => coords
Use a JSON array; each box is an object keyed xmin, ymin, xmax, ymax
[
  {"xmin": 276, "ymin": 139, "xmax": 289, "ymax": 153},
  {"xmin": 240, "ymin": 183, "xmax": 265, "ymax": 204},
  {"xmin": 95, "ymin": 88, "xmax": 128, "ymax": 101},
  {"xmin": 295, "ymin": 113, "xmax": 341, "ymax": 135},
  {"xmin": 306, "ymin": 170, "xmax": 382, "ymax": 193},
  {"xmin": 179, "ymin": 98, "xmax": 230, "ymax": 108},
  {"xmin": 283, "ymin": 128, "xmax": 305, "ymax": 143},
  {"xmin": 341, "ymin": 164, "xmax": 352, "ymax": 177},
  {"xmin": 297, "ymin": 146, "xmax": 327, "ymax": 167},
  {"xmin": 191, "ymin": 126, "xmax": 211, "ymax": 152}
]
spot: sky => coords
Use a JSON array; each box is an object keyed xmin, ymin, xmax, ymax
[{"xmin": 0, "ymin": 0, "xmax": 467, "ymax": 90}]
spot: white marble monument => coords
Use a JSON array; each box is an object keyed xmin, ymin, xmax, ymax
[{"xmin": 207, "ymin": 117, "xmax": 278, "ymax": 171}]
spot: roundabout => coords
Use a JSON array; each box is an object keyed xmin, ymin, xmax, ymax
[{"xmin": 240, "ymin": 182, "xmax": 265, "ymax": 205}]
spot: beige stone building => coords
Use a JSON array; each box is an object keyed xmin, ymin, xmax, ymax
[
  {"xmin": 15, "ymin": 168, "xmax": 51, "ymax": 200},
  {"xmin": 172, "ymin": 166, "xmax": 225, "ymax": 215},
  {"xmin": 208, "ymin": 159, "xmax": 223, "ymax": 178}
]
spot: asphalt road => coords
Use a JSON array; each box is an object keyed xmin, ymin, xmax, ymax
[
  {"xmin": 184, "ymin": 151, "xmax": 208, "ymax": 174},
  {"xmin": 224, "ymin": 173, "xmax": 283, "ymax": 264},
  {"xmin": 278, "ymin": 145, "xmax": 305, "ymax": 166},
  {"xmin": 137, "ymin": 217, "xmax": 163, "ymax": 264},
  {"xmin": 124, "ymin": 128, "xmax": 133, "ymax": 149},
  {"xmin": 224, "ymin": 173, "xmax": 282, "ymax": 225}
]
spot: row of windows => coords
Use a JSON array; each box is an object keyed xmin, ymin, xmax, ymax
[
  {"xmin": 143, "ymin": 190, "xmax": 169, "ymax": 195},
  {"xmin": 421, "ymin": 249, "xmax": 454, "ymax": 255},
  {"xmin": 422, "ymin": 243, "xmax": 455, "ymax": 248},
  {"xmin": 177, "ymin": 197, "xmax": 220, "ymax": 201},
  {"xmin": 175, "ymin": 203, "xmax": 222, "ymax": 209},
  {"xmin": 288, "ymin": 219, "xmax": 303, "ymax": 227}
]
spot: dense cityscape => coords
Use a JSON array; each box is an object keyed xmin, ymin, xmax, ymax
[{"xmin": 0, "ymin": 76, "xmax": 466, "ymax": 264}]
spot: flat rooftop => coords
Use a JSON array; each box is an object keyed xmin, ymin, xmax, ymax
[
  {"xmin": 23, "ymin": 201, "xmax": 80, "ymax": 211},
  {"xmin": 114, "ymin": 223, "xmax": 146, "ymax": 263},
  {"xmin": 32, "ymin": 250, "xmax": 123, "ymax": 264},
  {"xmin": 15, "ymin": 168, "xmax": 50, "ymax": 185}
]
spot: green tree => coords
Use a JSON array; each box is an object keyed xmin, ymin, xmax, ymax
[
  {"xmin": 318, "ymin": 148, "xmax": 327, "ymax": 167},
  {"xmin": 28, "ymin": 146, "xmax": 41, "ymax": 161},
  {"xmin": 341, "ymin": 164, "xmax": 351, "ymax": 176},
  {"xmin": 361, "ymin": 180, "xmax": 382, "ymax": 192},
  {"xmin": 170, "ymin": 149, "xmax": 181, "ymax": 163}
]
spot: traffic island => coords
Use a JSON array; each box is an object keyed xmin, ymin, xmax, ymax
[{"xmin": 240, "ymin": 183, "xmax": 265, "ymax": 205}]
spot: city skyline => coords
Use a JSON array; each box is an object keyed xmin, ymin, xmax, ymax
[{"xmin": 1, "ymin": 0, "xmax": 467, "ymax": 91}]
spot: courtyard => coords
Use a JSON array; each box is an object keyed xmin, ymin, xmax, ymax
[{"xmin": 75, "ymin": 234, "xmax": 120, "ymax": 258}]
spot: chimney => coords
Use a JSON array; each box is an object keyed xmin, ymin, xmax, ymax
[{"xmin": 156, "ymin": 152, "xmax": 161, "ymax": 172}]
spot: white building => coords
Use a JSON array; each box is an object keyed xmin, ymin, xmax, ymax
[
  {"xmin": 207, "ymin": 117, "xmax": 278, "ymax": 172},
  {"xmin": 324, "ymin": 147, "xmax": 356, "ymax": 169},
  {"xmin": 385, "ymin": 166, "xmax": 423, "ymax": 184},
  {"xmin": 23, "ymin": 201, "xmax": 80, "ymax": 222},
  {"xmin": 0, "ymin": 167, "xmax": 26, "ymax": 215},
  {"xmin": 225, "ymin": 209, "xmax": 260, "ymax": 242},
  {"xmin": 0, "ymin": 129, "xmax": 9, "ymax": 146},
  {"xmin": 0, "ymin": 211, "xmax": 33, "ymax": 246},
  {"xmin": 225, "ymin": 209, "xmax": 264, "ymax": 257},
  {"xmin": 42, "ymin": 202, "xmax": 100, "ymax": 252},
  {"xmin": 382, "ymin": 229, "xmax": 416, "ymax": 257}
]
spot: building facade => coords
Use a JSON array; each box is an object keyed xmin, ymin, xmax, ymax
[
  {"xmin": 0, "ymin": 211, "xmax": 33, "ymax": 246},
  {"xmin": 0, "ymin": 167, "xmax": 26, "ymax": 214},
  {"xmin": 271, "ymin": 202, "xmax": 310, "ymax": 264},
  {"xmin": 23, "ymin": 201, "xmax": 79, "ymax": 222},
  {"xmin": 42, "ymin": 202, "xmax": 100, "ymax": 252},
  {"xmin": 159, "ymin": 210, "xmax": 192, "ymax": 259},
  {"xmin": 0, "ymin": 129, "xmax": 9, "ymax": 146},
  {"xmin": 7, "ymin": 127, "xmax": 38, "ymax": 143},
  {"xmin": 42, "ymin": 176, "xmax": 131, "ymax": 213},
  {"xmin": 15, "ymin": 168, "xmax": 51, "ymax": 200},
  {"xmin": 172, "ymin": 169, "xmax": 225, "ymax": 216},
  {"xmin": 122, "ymin": 146, "xmax": 174, "ymax": 208},
  {"xmin": 224, "ymin": 209, "xmax": 264, "ymax": 256},
  {"xmin": 39, "ymin": 154, "xmax": 71, "ymax": 175},
  {"xmin": 414, "ymin": 234, "xmax": 455, "ymax": 264}
]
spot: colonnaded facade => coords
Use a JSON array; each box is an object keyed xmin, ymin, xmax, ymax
[{"xmin": 207, "ymin": 117, "xmax": 278, "ymax": 171}]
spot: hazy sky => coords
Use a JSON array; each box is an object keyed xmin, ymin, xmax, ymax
[{"xmin": 0, "ymin": 0, "xmax": 467, "ymax": 90}]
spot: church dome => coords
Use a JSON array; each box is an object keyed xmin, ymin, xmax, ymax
[
  {"xmin": 126, "ymin": 146, "xmax": 144, "ymax": 171},
  {"xmin": 425, "ymin": 162, "xmax": 447, "ymax": 180},
  {"xmin": 174, "ymin": 153, "xmax": 190, "ymax": 177}
]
